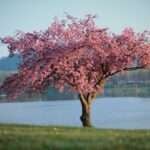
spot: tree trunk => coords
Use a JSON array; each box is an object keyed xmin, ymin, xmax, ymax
[
  {"xmin": 79, "ymin": 93, "xmax": 94, "ymax": 127},
  {"xmin": 80, "ymin": 100, "xmax": 91, "ymax": 127},
  {"xmin": 78, "ymin": 80, "xmax": 104, "ymax": 127}
]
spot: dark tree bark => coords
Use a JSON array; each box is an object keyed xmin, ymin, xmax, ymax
[{"xmin": 79, "ymin": 93, "xmax": 96, "ymax": 127}]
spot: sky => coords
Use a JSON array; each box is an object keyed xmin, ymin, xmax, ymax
[{"xmin": 0, "ymin": 0, "xmax": 150, "ymax": 58}]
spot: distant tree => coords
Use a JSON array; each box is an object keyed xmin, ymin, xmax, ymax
[{"xmin": 0, "ymin": 15, "xmax": 150, "ymax": 127}]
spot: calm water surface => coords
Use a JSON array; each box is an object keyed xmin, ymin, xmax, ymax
[{"xmin": 0, "ymin": 97, "xmax": 150, "ymax": 129}]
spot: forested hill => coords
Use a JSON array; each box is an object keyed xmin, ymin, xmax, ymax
[
  {"xmin": 0, "ymin": 55, "xmax": 20, "ymax": 70},
  {"xmin": 0, "ymin": 55, "xmax": 150, "ymax": 101}
]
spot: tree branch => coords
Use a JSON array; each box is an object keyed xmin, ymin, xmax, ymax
[
  {"xmin": 79, "ymin": 93, "xmax": 88, "ymax": 106},
  {"xmin": 105, "ymin": 65, "xmax": 146, "ymax": 78}
]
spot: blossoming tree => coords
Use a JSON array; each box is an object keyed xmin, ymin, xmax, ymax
[{"xmin": 0, "ymin": 15, "xmax": 150, "ymax": 127}]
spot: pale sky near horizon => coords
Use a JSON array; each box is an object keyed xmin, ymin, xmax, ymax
[{"xmin": 0, "ymin": 0, "xmax": 150, "ymax": 58}]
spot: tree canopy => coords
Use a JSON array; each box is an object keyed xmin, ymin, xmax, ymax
[{"xmin": 0, "ymin": 14, "xmax": 150, "ymax": 99}]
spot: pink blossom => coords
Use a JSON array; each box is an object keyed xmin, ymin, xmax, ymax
[{"xmin": 0, "ymin": 14, "xmax": 150, "ymax": 99}]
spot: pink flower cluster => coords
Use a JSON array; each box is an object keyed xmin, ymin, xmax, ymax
[{"xmin": 0, "ymin": 15, "xmax": 150, "ymax": 98}]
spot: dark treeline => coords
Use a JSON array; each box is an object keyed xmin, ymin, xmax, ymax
[{"xmin": 0, "ymin": 69, "xmax": 150, "ymax": 101}]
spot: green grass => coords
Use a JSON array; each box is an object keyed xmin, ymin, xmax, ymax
[{"xmin": 0, "ymin": 124, "xmax": 150, "ymax": 149}]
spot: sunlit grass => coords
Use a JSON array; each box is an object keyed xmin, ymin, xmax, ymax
[{"xmin": 0, "ymin": 124, "xmax": 150, "ymax": 150}]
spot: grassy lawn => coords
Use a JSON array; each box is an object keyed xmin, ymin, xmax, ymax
[{"xmin": 0, "ymin": 124, "xmax": 150, "ymax": 149}]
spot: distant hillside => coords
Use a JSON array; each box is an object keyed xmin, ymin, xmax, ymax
[
  {"xmin": 0, "ymin": 55, "xmax": 150, "ymax": 101},
  {"xmin": 0, "ymin": 55, "xmax": 20, "ymax": 70}
]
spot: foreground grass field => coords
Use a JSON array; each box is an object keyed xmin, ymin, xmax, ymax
[{"xmin": 0, "ymin": 124, "xmax": 150, "ymax": 150}]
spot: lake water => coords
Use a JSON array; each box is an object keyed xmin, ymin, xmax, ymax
[{"xmin": 0, "ymin": 97, "xmax": 150, "ymax": 129}]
